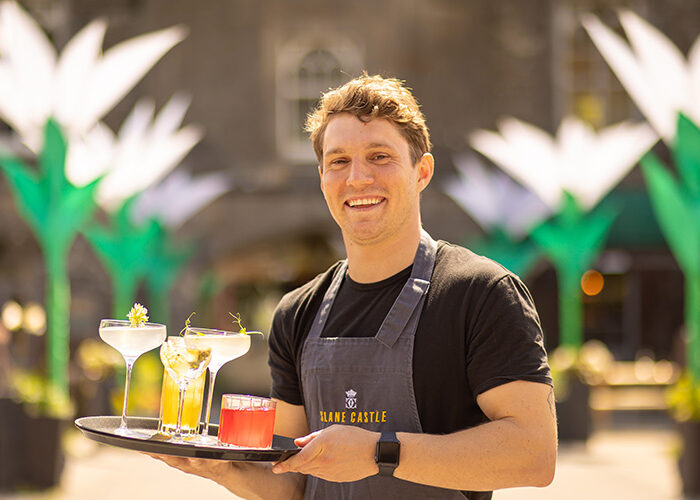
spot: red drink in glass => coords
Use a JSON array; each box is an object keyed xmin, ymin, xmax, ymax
[{"xmin": 218, "ymin": 395, "xmax": 276, "ymax": 448}]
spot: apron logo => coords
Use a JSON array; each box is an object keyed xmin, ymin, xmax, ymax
[{"xmin": 345, "ymin": 389, "xmax": 357, "ymax": 409}]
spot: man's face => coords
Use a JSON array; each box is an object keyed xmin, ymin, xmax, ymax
[{"xmin": 318, "ymin": 113, "xmax": 433, "ymax": 247}]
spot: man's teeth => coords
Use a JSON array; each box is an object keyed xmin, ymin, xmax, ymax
[{"xmin": 348, "ymin": 198, "xmax": 382, "ymax": 207}]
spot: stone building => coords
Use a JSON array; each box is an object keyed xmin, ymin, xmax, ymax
[{"xmin": 1, "ymin": 0, "xmax": 697, "ymax": 397}]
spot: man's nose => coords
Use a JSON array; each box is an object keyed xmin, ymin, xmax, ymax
[{"xmin": 346, "ymin": 159, "xmax": 373, "ymax": 187}]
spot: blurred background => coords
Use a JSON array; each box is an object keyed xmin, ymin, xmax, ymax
[{"xmin": 1, "ymin": 0, "xmax": 699, "ymax": 498}]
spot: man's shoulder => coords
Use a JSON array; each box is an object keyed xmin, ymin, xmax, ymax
[{"xmin": 435, "ymin": 240, "xmax": 514, "ymax": 288}]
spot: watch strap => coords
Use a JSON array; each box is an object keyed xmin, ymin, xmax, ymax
[{"xmin": 375, "ymin": 431, "xmax": 400, "ymax": 477}]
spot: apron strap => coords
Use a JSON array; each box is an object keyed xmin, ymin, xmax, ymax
[
  {"xmin": 307, "ymin": 260, "xmax": 348, "ymax": 341},
  {"xmin": 375, "ymin": 230, "xmax": 437, "ymax": 348}
]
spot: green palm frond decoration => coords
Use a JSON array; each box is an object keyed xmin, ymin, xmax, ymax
[
  {"xmin": 641, "ymin": 114, "xmax": 700, "ymax": 381},
  {"xmin": 530, "ymin": 193, "xmax": 618, "ymax": 348},
  {"xmin": 1, "ymin": 119, "xmax": 100, "ymax": 409}
]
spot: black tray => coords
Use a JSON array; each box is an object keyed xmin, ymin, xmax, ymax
[{"xmin": 75, "ymin": 416, "xmax": 300, "ymax": 462}]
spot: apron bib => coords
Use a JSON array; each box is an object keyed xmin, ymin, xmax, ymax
[{"xmin": 300, "ymin": 230, "xmax": 465, "ymax": 499}]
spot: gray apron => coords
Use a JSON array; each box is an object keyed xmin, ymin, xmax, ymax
[{"xmin": 300, "ymin": 230, "xmax": 465, "ymax": 499}]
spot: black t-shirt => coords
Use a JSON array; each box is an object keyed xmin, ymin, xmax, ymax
[{"xmin": 268, "ymin": 240, "xmax": 552, "ymax": 499}]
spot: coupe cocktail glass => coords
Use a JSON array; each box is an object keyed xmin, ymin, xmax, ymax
[
  {"xmin": 159, "ymin": 336, "xmax": 212, "ymax": 442},
  {"xmin": 183, "ymin": 326, "xmax": 251, "ymax": 445},
  {"xmin": 99, "ymin": 319, "xmax": 166, "ymax": 437}
]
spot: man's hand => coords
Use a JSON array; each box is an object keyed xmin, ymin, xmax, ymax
[
  {"xmin": 272, "ymin": 424, "xmax": 380, "ymax": 482},
  {"xmin": 145, "ymin": 453, "xmax": 238, "ymax": 482}
]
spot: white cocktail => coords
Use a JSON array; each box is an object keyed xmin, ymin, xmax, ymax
[
  {"xmin": 99, "ymin": 318, "xmax": 166, "ymax": 437},
  {"xmin": 184, "ymin": 326, "xmax": 252, "ymax": 444}
]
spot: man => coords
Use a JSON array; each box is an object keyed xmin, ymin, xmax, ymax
[{"xmin": 154, "ymin": 74, "xmax": 556, "ymax": 499}]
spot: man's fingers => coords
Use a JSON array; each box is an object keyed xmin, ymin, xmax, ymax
[
  {"xmin": 273, "ymin": 437, "xmax": 323, "ymax": 474},
  {"xmin": 293, "ymin": 429, "xmax": 322, "ymax": 447}
]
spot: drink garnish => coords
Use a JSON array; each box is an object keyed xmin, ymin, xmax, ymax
[
  {"xmin": 127, "ymin": 303, "xmax": 148, "ymax": 327},
  {"xmin": 229, "ymin": 312, "xmax": 262, "ymax": 335},
  {"xmin": 180, "ymin": 312, "xmax": 198, "ymax": 335}
]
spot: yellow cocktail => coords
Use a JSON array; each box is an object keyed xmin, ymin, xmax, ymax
[{"xmin": 158, "ymin": 368, "xmax": 206, "ymax": 435}]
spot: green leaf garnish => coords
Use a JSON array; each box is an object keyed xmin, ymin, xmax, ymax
[
  {"xmin": 127, "ymin": 303, "xmax": 149, "ymax": 327},
  {"xmin": 179, "ymin": 312, "xmax": 197, "ymax": 336},
  {"xmin": 229, "ymin": 312, "xmax": 262, "ymax": 335}
]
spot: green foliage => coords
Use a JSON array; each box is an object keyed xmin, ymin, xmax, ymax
[
  {"xmin": 10, "ymin": 369, "xmax": 74, "ymax": 419},
  {"xmin": 667, "ymin": 373, "xmax": 700, "ymax": 422}
]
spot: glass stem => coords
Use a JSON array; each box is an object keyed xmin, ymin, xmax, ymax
[
  {"xmin": 119, "ymin": 358, "xmax": 136, "ymax": 430},
  {"xmin": 202, "ymin": 368, "xmax": 219, "ymax": 437},
  {"xmin": 175, "ymin": 382, "xmax": 188, "ymax": 435}
]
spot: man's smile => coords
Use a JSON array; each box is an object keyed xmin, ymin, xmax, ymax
[{"xmin": 345, "ymin": 196, "xmax": 386, "ymax": 208}]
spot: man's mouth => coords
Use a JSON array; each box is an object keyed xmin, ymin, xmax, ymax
[{"xmin": 346, "ymin": 197, "xmax": 384, "ymax": 208}]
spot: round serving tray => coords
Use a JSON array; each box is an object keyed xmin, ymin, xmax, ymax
[{"xmin": 75, "ymin": 416, "xmax": 300, "ymax": 462}]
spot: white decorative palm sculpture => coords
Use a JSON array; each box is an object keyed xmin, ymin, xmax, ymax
[
  {"xmin": 0, "ymin": 0, "xmax": 186, "ymax": 150},
  {"xmin": 469, "ymin": 115, "xmax": 657, "ymax": 348},
  {"xmin": 69, "ymin": 93, "xmax": 204, "ymax": 212},
  {"xmin": 445, "ymin": 152, "xmax": 551, "ymax": 238},
  {"xmin": 470, "ymin": 116, "xmax": 657, "ymax": 211},
  {"xmin": 131, "ymin": 168, "xmax": 230, "ymax": 229},
  {"xmin": 444, "ymin": 153, "xmax": 551, "ymax": 277},
  {"xmin": 583, "ymin": 10, "xmax": 700, "ymax": 144}
]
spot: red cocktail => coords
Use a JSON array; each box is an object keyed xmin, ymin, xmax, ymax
[{"xmin": 218, "ymin": 395, "xmax": 276, "ymax": 448}]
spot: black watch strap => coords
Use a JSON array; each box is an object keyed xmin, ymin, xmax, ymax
[{"xmin": 375, "ymin": 431, "xmax": 400, "ymax": 476}]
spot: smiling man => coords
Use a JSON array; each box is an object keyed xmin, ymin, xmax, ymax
[{"xmin": 153, "ymin": 74, "xmax": 556, "ymax": 499}]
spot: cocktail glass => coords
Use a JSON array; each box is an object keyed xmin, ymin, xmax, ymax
[
  {"xmin": 99, "ymin": 319, "xmax": 166, "ymax": 437},
  {"xmin": 183, "ymin": 326, "xmax": 252, "ymax": 445},
  {"xmin": 159, "ymin": 336, "xmax": 212, "ymax": 442},
  {"xmin": 218, "ymin": 394, "xmax": 277, "ymax": 448},
  {"xmin": 158, "ymin": 363, "xmax": 206, "ymax": 435}
]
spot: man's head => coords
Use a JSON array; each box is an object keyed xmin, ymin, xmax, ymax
[{"xmin": 305, "ymin": 74, "xmax": 431, "ymax": 165}]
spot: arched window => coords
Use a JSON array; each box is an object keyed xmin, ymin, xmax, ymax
[{"xmin": 276, "ymin": 38, "xmax": 362, "ymax": 163}]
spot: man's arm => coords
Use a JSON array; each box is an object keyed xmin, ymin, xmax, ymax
[
  {"xmin": 148, "ymin": 399, "xmax": 309, "ymax": 500},
  {"xmin": 272, "ymin": 380, "xmax": 557, "ymax": 491}
]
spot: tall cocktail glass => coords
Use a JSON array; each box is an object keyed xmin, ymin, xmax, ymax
[
  {"xmin": 99, "ymin": 319, "xmax": 166, "ymax": 437},
  {"xmin": 183, "ymin": 326, "xmax": 251, "ymax": 445},
  {"xmin": 159, "ymin": 336, "xmax": 211, "ymax": 442},
  {"xmin": 158, "ymin": 359, "xmax": 206, "ymax": 435}
]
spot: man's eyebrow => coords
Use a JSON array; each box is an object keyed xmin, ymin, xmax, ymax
[
  {"xmin": 324, "ymin": 147, "xmax": 346, "ymax": 156},
  {"xmin": 367, "ymin": 142, "xmax": 395, "ymax": 150},
  {"xmin": 324, "ymin": 143, "xmax": 396, "ymax": 156}
]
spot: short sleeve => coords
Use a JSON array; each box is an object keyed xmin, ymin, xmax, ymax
[
  {"xmin": 466, "ymin": 275, "xmax": 552, "ymax": 396},
  {"xmin": 267, "ymin": 301, "xmax": 304, "ymax": 405}
]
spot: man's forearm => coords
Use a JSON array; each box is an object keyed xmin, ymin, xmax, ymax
[
  {"xmin": 219, "ymin": 462, "xmax": 306, "ymax": 500},
  {"xmin": 272, "ymin": 382, "xmax": 557, "ymax": 491},
  {"xmin": 394, "ymin": 416, "xmax": 556, "ymax": 491},
  {"xmin": 148, "ymin": 456, "xmax": 305, "ymax": 500}
]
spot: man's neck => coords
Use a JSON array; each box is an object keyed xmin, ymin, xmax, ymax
[{"xmin": 343, "ymin": 228, "xmax": 422, "ymax": 284}]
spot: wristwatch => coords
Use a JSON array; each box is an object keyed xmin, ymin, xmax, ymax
[{"xmin": 375, "ymin": 431, "xmax": 400, "ymax": 476}]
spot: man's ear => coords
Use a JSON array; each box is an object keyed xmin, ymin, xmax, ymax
[
  {"xmin": 318, "ymin": 165, "xmax": 323, "ymax": 189},
  {"xmin": 417, "ymin": 153, "xmax": 434, "ymax": 192}
]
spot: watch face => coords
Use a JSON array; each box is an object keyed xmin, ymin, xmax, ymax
[{"xmin": 376, "ymin": 441, "xmax": 400, "ymax": 465}]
